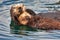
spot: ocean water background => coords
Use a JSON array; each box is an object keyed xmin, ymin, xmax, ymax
[{"xmin": 0, "ymin": 0, "xmax": 60, "ymax": 40}]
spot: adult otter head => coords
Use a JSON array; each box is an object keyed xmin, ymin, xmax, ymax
[
  {"xmin": 10, "ymin": 4, "xmax": 36, "ymax": 25},
  {"xmin": 10, "ymin": 4, "xmax": 25, "ymax": 16}
]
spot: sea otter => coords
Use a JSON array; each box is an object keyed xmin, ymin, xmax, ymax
[{"xmin": 10, "ymin": 4, "xmax": 60, "ymax": 30}]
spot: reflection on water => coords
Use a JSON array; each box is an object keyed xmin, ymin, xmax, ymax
[{"xmin": 0, "ymin": 0, "xmax": 60, "ymax": 40}]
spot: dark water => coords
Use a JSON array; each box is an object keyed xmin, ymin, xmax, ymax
[{"xmin": 0, "ymin": 0, "xmax": 60, "ymax": 40}]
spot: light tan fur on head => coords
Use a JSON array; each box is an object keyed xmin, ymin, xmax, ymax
[{"xmin": 11, "ymin": 4, "xmax": 25, "ymax": 15}]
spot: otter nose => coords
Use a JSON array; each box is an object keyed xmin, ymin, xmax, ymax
[{"xmin": 18, "ymin": 7, "xmax": 23, "ymax": 13}]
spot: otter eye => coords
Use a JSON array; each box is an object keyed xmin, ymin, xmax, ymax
[
  {"xmin": 18, "ymin": 7, "xmax": 23, "ymax": 14},
  {"xmin": 18, "ymin": 7, "xmax": 22, "ymax": 12},
  {"xmin": 18, "ymin": 7, "xmax": 22, "ymax": 9}
]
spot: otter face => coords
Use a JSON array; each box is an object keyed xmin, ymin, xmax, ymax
[
  {"xmin": 11, "ymin": 4, "xmax": 26, "ymax": 15},
  {"xmin": 18, "ymin": 11, "xmax": 32, "ymax": 25}
]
